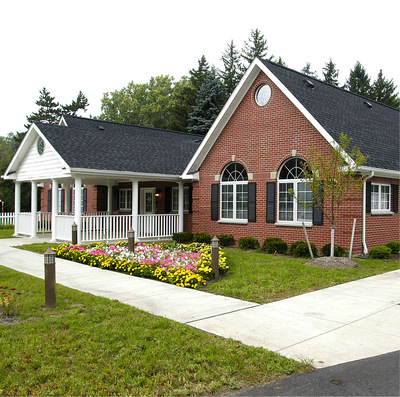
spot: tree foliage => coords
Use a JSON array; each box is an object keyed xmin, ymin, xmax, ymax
[
  {"xmin": 322, "ymin": 58, "xmax": 340, "ymax": 86},
  {"xmin": 301, "ymin": 62, "xmax": 318, "ymax": 78},
  {"xmin": 346, "ymin": 61, "xmax": 371, "ymax": 97},
  {"xmin": 241, "ymin": 28, "xmax": 269, "ymax": 67},
  {"xmin": 220, "ymin": 41, "xmax": 243, "ymax": 95},
  {"xmin": 370, "ymin": 70, "xmax": 400, "ymax": 108}
]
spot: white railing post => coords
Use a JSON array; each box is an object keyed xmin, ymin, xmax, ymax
[
  {"xmin": 30, "ymin": 182, "xmax": 38, "ymax": 238},
  {"xmin": 14, "ymin": 182, "xmax": 21, "ymax": 235}
]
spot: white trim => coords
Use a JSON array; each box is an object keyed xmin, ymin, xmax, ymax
[
  {"xmin": 359, "ymin": 166, "xmax": 400, "ymax": 179},
  {"xmin": 218, "ymin": 219, "xmax": 248, "ymax": 225},
  {"xmin": 70, "ymin": 168, "xmax": 181, "ymax": 181},
  {"xmin": 371, "ymin": 183, "xmax": 391, "ymax": 213},
  {"xmin": 275, "ymin": 221, "xmax": 312, "ymax": 228}
]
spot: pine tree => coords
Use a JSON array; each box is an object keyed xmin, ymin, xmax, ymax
[
  {"xmin": 189, "ymin": 55, "xmax": 211, "ymax": 92},
  {"xmin": 220, "ymin": 40, "xmax": 243, "ymax": 95},
  {"xmin": 322, "ymin": 58, "xmax": 340, "ymax": 86},
  {"xmin": 62, "ymin": 91, "xmax": 89, "ymax": 116},
  {"xmin": 275, "ymin": 57, "xmax": 287, "ymax": 67},
  {"xmin": 25, "ymin": 87, "xmax": 61, "ymax": 128},
  {"xmin": 346, "ymin": 61, "xmax": 371, "ymax": 97},
  {"xmin": 370, "ymin": 70, "xmax": 400, "ymax": 108},
  {"xmin": 188, "ymin": 68, "xmax": 227, "ymax": 135},
  {"xmin": 241, "ymin": 29, "xmax": 268, "ymax": 67},
  {"xmin": 302, "ymin": 62, "xmax": 318, "ymax": 78}
]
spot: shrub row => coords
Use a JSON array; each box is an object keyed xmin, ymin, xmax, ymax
[
  {"xmin": 368, "ymin": 241, "xmax": 399, "ymax": 259},
  {"xmin": 172, "ymin": 232, "xmax": 235, "ymax": 247}
]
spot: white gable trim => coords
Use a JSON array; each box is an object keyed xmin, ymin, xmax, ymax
[{"xmin": 181, "ymin": 58, "xmax": 356, "ymax": 179}]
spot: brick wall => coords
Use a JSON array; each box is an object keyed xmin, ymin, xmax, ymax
[{"xmin": 191, "ymin": 72, "xmax": 399, "ymax": 253}]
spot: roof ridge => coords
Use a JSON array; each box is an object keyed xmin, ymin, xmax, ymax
[
  {"xmin": 63, "ymin": 115, "xmax": 205, "ymax": 138},
  {"xmin": 261, "ymin": 59, "xmax": 399, "ymax": 112}
]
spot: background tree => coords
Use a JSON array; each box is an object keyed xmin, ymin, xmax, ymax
[
  {"xmin": 241, "ymin": 28, "xmax": 269, "ymax": 69},
  {"xmin": 189, "ymin": 55, "xmax": 211, "ymax": 92},
  {"xmin": 370, "ymin": 70, "xmax": 400, "ymax": 108},
  {"xmin": 220, "ymin": 40, "xmax": 243, "ymax": 95},
  {"xmin": 188, "ymin": 68, "xmax": 227, "ymax": 135},
  {"xmin": 301, "ymin": 62, "xmax": 318, "ymax": 78},
  {"xmin": 0, "ymin": 136, "xmax": 15, "ymax": 212},
  {"xmin": 275, "ymin": 57, "xmax": 287, "ymax": 67},
  {"xmin": 346, "ymin": 61, "xmax": 371, "ymax": 97},
  {"xmin": 61, "ymin": 91, "xmax": 89, "ymax": 116},
  {"xmin": 300, "ymin": 134, "xmax": 367, "ymax": 257},
  {"xmin": 322, "ymin": 58, "xmax": 340, "ymax": 86}
]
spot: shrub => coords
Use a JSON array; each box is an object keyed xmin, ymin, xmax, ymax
[
  {"xmin": 321, "ymin": 243, "xmax": 345, "ymax": 257},
  {"xmin": 289, "ymin": 241, "xmax": 317, "ymax": 258},
  {"xmin": 385, "ymin": 241, "xmax": 400, "ymax": 254},
  {"xmin": 239, "ymin": 237, "xmax": 260, "ymax": 250},
  {"xmin": 193, "ymin": 232, "xmax": 212, "ymax": 245},
  {"xmin": 217, "ymin": 234, "xmax": 235, "ymax": 247},
  {"xmin": 262, "ymin": 237, "xmax": 288, "ymax": 254},
  {"xmin": 369, "ymin": 246, "xmax": 392, "ymax": 259},
  {"xmin": 172, "ymin": 232, "xmax": 194, "ymax": 244}
]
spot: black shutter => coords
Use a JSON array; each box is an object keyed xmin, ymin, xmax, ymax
[
  {"xmin": 392, "ymin": 184, "xmax": 399, "ymax": 213},
  {"xmin": 82, "ymin": 188, "xmax": 87, "ymax": 212},
  {"xmin": 164, "ymin": 187, "xmax": 172, "ymax": 213},
  {"xmin": 189, "ymin": 186, "xmax": 193, "ymax": 214},
  {"xmin": 313, "ymin": 182, "xmax": 324, "ymax": 226},
  {"xmin": 47, "ymin": 189, "xmax": 52, "ymax": 212},
  {"xmin": 366, "ymin": 181, "xmax": 372, "ymax": 213},
  {"xmin": 248, "ymin": 182, "xmax": 256, "ymax": 222},
  {"xmin": 61, "ymin": 189, "xmax": 65, "ymax": 213},
  {"xmin": 113, "ymin": 187, "xmax": 119, "ymax": 211},
  {"xmin": 211, "ymin": 184, "xmax": 219, "ymax": 221},
  {"xmin": 266, "ymin": 182, "xmax": 276, "ymax": 223}
]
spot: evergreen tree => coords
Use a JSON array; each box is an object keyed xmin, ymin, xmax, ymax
[
  {"xmin": 322, "ymin": 58, "xmax": 340, "ymax": 86},
  {"xmin": 188, "ymin": 68, "xmax": 227, "ymax": 135},
  {"xmin": 189, "ymin": 55, "xmax": 211, "ymax": 92},
  {"xmin": 25, "ymin": 87, "xmax": 61, "ymax": 128},
  {"xmin": 241, "ymin": 29, "xmax": 268, "ymax": 67},
  {"xmin": 346, "ymin": 61, "xmax": 371, "ymax": 97},
  {"xmin": 370, "ymin": 70, "xmax": 400, "ymax": 108},
  {"xmin": 220, "ymin": 40, "xmax": 243, "ymax": 95},
  {"xmin": 301, "ymin": 62, "xmax": 318, "ymax": 78},
  {"xmin": 61, "ymin": 91, "xmax": 89, "ymax": 116},
  {"xmin": 275, "ymin": 57, "xmax": 287, "ymax": 67}
]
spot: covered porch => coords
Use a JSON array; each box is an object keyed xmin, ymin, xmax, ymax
[{"xmin": 14, "ymin": 176, "xmax": 188, "ymax": 244}]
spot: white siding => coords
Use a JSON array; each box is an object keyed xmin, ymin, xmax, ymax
[{"xmin": 17, "ymin": 138, "xmax": 67, "ymax": 181}]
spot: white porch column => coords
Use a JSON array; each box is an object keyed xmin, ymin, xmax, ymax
[
  {"xmin": 30, "ymin": 182, "xmax": 38, "ymax": 238},
  {"xmin": 178, "ymin": 182, "xmax": 184, "ymax": 232},
  {"xmin": 132, "ymin": 180, "xmax": 139, "ymax": 234},
  {"xmin": 65, "ymin": 184, "xmax": 71, "ymax": 214},
  {"xmin": 51, "ymin": 179, "xmax": 58, "ymax": 242},
  {"xmin": 14, "ymin": 181, "xmax": 21, "ymax": 235},
  {"xmin": 74, "ymin": 178, "xmax": 82, "ymax": 244},
  {"xmin": 107, "ymin": 183, "xmax": 113, "ymax": 214}
]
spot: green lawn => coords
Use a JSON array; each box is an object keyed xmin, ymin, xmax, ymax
[
  {"xmin": 202, "ymin": 248, "xmax": 399, "ymax": 304},
  {"xmin": 0, "ymin": 266, "xmax": 311, "ymax": 396},
  {"xmin": 0, "ymin": 225, "xmax": 15, "ymax": 239}
]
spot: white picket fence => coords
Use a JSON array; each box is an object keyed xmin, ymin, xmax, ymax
[{"xmin": 0, "ymin": 212, "xmax": 14, "ymax": 225}]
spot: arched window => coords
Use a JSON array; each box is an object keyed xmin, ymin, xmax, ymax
[
  {"xmin": 221, "ymin": 162, "xmax": 248, "ymax": 221},
  {"xmin": 278, "ymin": 157, "xmax": 313, "ymax": 223}
]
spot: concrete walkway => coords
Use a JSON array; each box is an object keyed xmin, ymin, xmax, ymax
[{"xmin": 1, "ymin": 236, "xmax": 399, "ymax": 368}]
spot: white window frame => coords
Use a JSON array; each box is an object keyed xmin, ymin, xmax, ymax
[
  {"xmin": 172, "ymin": 186, "xmax": 189, "ymax": 214},
  {"xmin": 371, "ymin": 183, "xmax": 391, "ymax": 213},
  {"xmin": 119, "ymin": 188, "xmax": 132, "ymax": 211},
  {"xmin": 277, "ymin": 157, "xmax": 313, "ymax": 226},
  {"xmin": 220, "ymin": 163, "xmax": 248, "ymax": 224}
]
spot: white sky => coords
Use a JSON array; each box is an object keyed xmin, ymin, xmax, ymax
[{"xmin": 1, "ymin": 0, "xmax": 399, "ymax": 137}]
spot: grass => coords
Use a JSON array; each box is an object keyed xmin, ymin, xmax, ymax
[
  {"xmin": 0, "ymin": 225, "xmax": 15, "ymax": 239},
  {"xmin": 0, "ymin": 266, "xmax": 311, "ymax": 396},
  {"xmin": 202, "ymin": 248, "xmax": 400, "ymax": 304}
]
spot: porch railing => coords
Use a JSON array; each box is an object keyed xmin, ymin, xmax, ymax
[
  {"xmin": 0, "ymin": 212, "xmax": 15, "ymax": 225},
  {"xmin": 137, "ymin": 214, "xmax": 179, "ymax": 239}
]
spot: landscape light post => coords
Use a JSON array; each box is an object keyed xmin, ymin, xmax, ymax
[
  {"xmin": 128, "ymin": 228, "xmax": 135, "ymax": 253},
  {"xmin": 44, "ymin": 246, "xmax": 56, "ymax": 308},
  {"xmin": 71, "ymin": 222, "xmax": 78, "ymax": 245},
  {"xmin": 211, "ymin": 236, "xmax": 219, "ymax": 280}
]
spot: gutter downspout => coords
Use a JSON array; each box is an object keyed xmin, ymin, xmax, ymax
[{"xmin": 362, "ymin": 171, "xmax": 374, "ymax": 254}]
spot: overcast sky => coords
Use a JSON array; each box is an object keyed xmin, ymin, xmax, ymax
[{"xmin": 1, "ymin": 0, "xmax": 399, "ymax": 137}]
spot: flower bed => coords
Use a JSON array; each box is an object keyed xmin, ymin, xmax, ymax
[{"xmin": 54, "ymin": 241, "xmax": 229, "ymax": 289}]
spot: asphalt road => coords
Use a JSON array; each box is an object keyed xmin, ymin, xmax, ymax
[{"xmin": 236, "ymin": 350, "xmax": 400, "ymax": 396}]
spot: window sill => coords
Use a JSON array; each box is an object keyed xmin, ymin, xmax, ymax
[
  {"xmin": 371, "ymin": 211, "xmax": 394, "ymax": 216},
  {"xmin": 275, "ymin": 221, "xmax": 312, "ymax": 228},
  {"xmin": 118, "ymin": 209, "xmax": 132, "ymax": 213},
  {"xmin": 218, "ymin": 219, "xmax": 248, "ymax": 225}
]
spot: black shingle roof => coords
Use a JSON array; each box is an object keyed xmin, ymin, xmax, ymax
[
  {"xmin": 38, "ymin": 116, "xmax": 204, "ymax": 175},
  {"xmin": 261, "ymin": 59, "xmax": 400, "ymax": 171}
]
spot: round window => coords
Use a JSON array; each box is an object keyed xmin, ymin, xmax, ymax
[
  {"xmin": 37, "ymin": 137, "xmax": 45, "ymax": 155},
  {"xmin": 255, "ymin": 84, "xmax": 271, "ymax": 106}
]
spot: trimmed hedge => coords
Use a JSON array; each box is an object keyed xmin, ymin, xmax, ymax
[
  {"xmin": 262, "ymin": 237, "xmax": 288, "ymax": 254},
  {"xmin": 289, "ymin": 241, "xmax": 317, "ymax": 258},
  {"xmin": 369, "ymin": 246, "xmax": 392, "ymax": 259},
  {"xmin": 172, "ymin": 232, "xmax": 194, "ymax": 244},
  {"xmin": 239, "ymin": 236, "xmax": 260, "ymax": 250},
  {"xmin": 321, "ymin": 243, "xmax": 345, "ymax": 257},
  {"xmin": 193, "ymin": 232, "xmax": 212, "ymax": 245},
  {"xmin": 217, "ymin": 234, "xmax": 235, "ymax": 247},
  {"xmin": 385, "ymin": 241, "xmax": 400, "ymax": 254}
]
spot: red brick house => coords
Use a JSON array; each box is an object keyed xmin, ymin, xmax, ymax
[{"xmin": 3, "ymin": 59, "xmax": 399, "ymax": 252}]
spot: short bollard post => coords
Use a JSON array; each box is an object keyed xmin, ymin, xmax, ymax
[
  {"xmin": 211, "ymin": 236, "xmax": 219, "ymax": 280},
  {"xmin": 44, "ymin": 246, "xmax": 56, "ymax": 308},
  {"xmin": 128, "ymin": 228, "xmax": 135, "ymax": 253},
  {"xmin": 71, "ymin": 222, "xmax": 78, "ymax": 245}
]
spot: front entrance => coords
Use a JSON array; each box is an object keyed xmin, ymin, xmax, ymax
[{"xmin": 140, "ymin": 188, "xmax": 155, "ymax": 214}]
